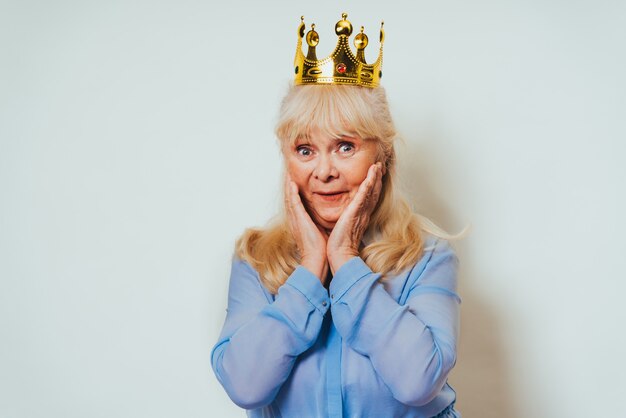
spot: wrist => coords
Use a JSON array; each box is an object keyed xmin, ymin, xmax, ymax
[
  {"xmin": 328, "ymin": 251, "xmax": 358, "ymax": 274},
  {"xmin": 301, "ymin": 257, "xmax": 326, "ymax": 280}
]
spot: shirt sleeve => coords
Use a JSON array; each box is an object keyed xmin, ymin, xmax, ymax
[
  {"xmin": 328, "ymin": 238, "xmax": 461, "ymax": 407},
  {"xmin": 211, "ymin": 258, "xmax": 331, "ymax": 409}
]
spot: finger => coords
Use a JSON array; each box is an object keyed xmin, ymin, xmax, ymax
[
  {"xmin": 288, "ymin": 181, "xmax": 304, "ymax": 218},
  {"xmin": 371, "ymin": 163, "xmax": 384, "ymax": 203},
  {"xmin": 289, "ymin": 181, "xmax": 315, "ymax": 225},
  {"xmin": 284, "ymin": 174, "xmax": 292, "ymax": 213},
  {"xmin": 351, "ymin": 164, "xmax": 379, "ymax": 211},
  {"xmin": 286, "ymin": 181, "xmax": 302, "ymax": 216},
  {"xmin": 378, "ymin": 160, "xmax": 387, "ymax": 176},
  {"xmin": 285, "ymin": 178, "xmax": 301, "ymax": 232},
  {"xmin": 341, "ymin": 163, "xmax": 382, "ymax": 224}
]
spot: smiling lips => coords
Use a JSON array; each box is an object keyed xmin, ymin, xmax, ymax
[{"xmin": 313, "ymin": 191, "xmax": 347, "ymax": 202}]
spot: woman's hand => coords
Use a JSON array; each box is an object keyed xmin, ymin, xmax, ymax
[
  {"xmin": 327, "ymin": 162, "xmax": 384, "ymax": 274},
  {"xmin": 285, "ymin": 175, "xmax": 329, "ymax": 284}
]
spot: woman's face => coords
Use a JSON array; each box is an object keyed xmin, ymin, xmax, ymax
[{"xmin": 284, "ymin": 127, "xmax": 381, "ymax": 231}]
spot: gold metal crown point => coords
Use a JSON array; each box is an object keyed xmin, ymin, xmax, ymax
[
  {"xmin": 306, "ymin": 24, "xmax": 318, "ymax": 47},
  {"xmin": 335, "ymin": 13, "xmax": 353, "ymax": 37},
  {"xmin": 354, "ymin": 27, "xmax": 368, "ymax": 50},
  {"xmin": 293, "ymin": 13, "xmax": 384, "ymax": 88}
]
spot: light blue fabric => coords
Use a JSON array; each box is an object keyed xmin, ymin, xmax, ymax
[{"xmin": 211, "ymin": 235, "xmax": 461, "ymax": 418}]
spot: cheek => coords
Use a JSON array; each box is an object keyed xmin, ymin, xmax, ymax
[
  {"xmin": 342, "ymin": 160, "xmax": 373, "ymax": 188},
  {"xmin": 286, "ymin": 160, "xmax": 309, "ymax": 187}
]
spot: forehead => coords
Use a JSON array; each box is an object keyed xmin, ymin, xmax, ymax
[
  {"xmin": 290, "ymin": 124, "xmax": 364, "ymax": 144},
  {"xmin": 299, "ymin": 127, "xmax": 357, "ymax": 140}
]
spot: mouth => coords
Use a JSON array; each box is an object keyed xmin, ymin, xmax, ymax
[{"xmin": 313, "ymin": 191, "xmax": 347, "ymax": 202}]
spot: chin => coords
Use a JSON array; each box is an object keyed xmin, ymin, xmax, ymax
[
  {"xmin": 317, "ymin": 218, "xmax": 337, "ymax": 230},
  {"xmin": 315, "ymin": 211, "xmax": 342, "ymax": 230},
  {"xmin": 306, "ymin": 203, "xmax": 345, "ymax": 230}
]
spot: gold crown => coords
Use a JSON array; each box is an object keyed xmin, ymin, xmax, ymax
[{"xmin": 294, "ymin": 13, "xmax": 384, "ymax": 88}]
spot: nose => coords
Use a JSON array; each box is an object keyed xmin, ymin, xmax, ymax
[{"xmin": 313, "ymin": 154, "xmax": 338, "ymax": 182}]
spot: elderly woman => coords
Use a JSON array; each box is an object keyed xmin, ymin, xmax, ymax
[{"xmin": 212, "ymin": 14, "xmax": 461, "ymax": 418}]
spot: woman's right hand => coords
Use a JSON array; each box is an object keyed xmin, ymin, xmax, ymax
[{"xmin": 285, "ymin": 175, "xmax": 329, "ymax": 285}]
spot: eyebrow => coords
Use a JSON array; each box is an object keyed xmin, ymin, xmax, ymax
[
  {"xmin": 333, "ymin": 135, "xmax": 360, "ymax": 143},
  {"xmin": 293, "ymin": 133, "xmax": 359, "ymax": 145}
]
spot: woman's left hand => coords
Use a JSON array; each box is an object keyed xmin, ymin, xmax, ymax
[{"xmin": 327, "ymin": 162, "xmax": 384, "ymax": 274}]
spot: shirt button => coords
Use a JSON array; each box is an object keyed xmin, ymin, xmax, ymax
[
  {"xmin": 331, "ymin": 294, "xmax": 334, "ymax": 299},
  {"xmin": 322, "ymin": 301, "xmax": 327, "ymax": 307}
]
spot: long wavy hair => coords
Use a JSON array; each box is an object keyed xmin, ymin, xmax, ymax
[{"xmin": 236, "ymin": 84, "xmax": 448, "ymax": 294}]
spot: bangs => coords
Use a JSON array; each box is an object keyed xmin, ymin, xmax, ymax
[{"xmin": 275, "ymin": 85, "xmax": 392, "ymax": 146}]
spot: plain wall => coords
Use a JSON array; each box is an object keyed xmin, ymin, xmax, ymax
[{"xmin": 1, "ymin": 1, "xmax": 625, "ymax": 417}]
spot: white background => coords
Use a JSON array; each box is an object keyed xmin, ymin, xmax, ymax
[{"xmin": 1, "ymin": 1, "xmax": 625, "ymax": 417}]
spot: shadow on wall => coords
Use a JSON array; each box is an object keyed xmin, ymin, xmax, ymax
[{"xmin": 400, "ymin": 139, "xmax": 521, "ymax": 418}]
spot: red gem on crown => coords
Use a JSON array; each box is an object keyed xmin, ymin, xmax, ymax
[{"xmin": 336, "ymin": 63, "xmax": 347, "ymax": 74}]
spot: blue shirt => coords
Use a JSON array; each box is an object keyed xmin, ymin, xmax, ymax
[{"xmin": 211, "ymin": 235, "xmax": 461, "ymax": 418}]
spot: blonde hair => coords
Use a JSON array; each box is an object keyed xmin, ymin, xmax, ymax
[{"xmin": 236, "ymin": 84, "xmax": 451, "ymax": 294}]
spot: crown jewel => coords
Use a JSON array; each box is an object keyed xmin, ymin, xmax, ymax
[{"xmin": 294, "ymin": 13, "xmax": 384, "ymax": 88}]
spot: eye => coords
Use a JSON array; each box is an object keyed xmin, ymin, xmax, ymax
[
  {"xmin": 296, "ymin": 146, "xmax": 313, "ymax": 157},
  {"xmin": 338, "ymin": 142, "xmax": 355, "ymax": 154}
]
